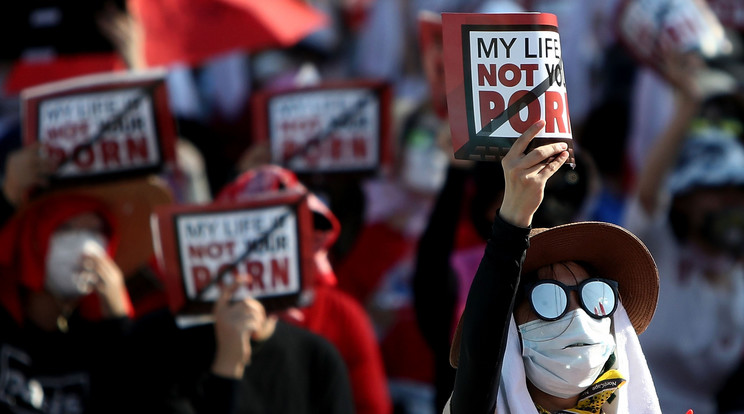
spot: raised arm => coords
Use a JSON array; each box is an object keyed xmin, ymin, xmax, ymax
[
  {"xmin": 635, "ymin": 55, "xmax": 704, "ymax": 215},
  {"xmin": 450, "ymin": 120, "xmax": 568, "ymax": 414}
]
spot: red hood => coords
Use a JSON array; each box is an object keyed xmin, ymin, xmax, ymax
[
  {"xmin": 0, "ymin": 194, "xmax": 121, "ymax": 324},
  {"xmin": 216, "ymin": 165, "xmax": 340, "ymax": 285}
]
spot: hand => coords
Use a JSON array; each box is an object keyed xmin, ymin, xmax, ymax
[
  {"xmin": 96, "ymin": 2, "xmax": 145, "ymax": 70},
  {"xmin": 2, "ymin": 144, "xmax": 57, "ymax": 205},
  {"xmin": 499, "ymin": 120, "xmax": 569, "ymax": 227},
  {"xmin": 659, "ymin": 49, "xmax": 705, "ymax": 103},
  {"xmin": 81, "ymin": 244, "xmax": 129, "ymax": 318},
  {"xmin": 212, "ymin": 282, "xmax": 269, "ymax": 378}
]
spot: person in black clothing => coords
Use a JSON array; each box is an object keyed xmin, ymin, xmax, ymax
[
  {"xmin": 133, "ymin": 279, "xmax": 355, "ymax": 414},
  {"xmin": 0, "ymin": 191, "xmax": 136, "ymax": 413},
  {"xmin": 83, "ymin": 266, "xmax": 355, "ymax": 414},
  {"xmin": 443, "ymin": 120, "xmax": 663, "ymax": 414},
  {"xmin": 413, "ymin": 133, "xmax": 595, "ymax": 412},
  {"xmin": 175, "ymin": 281, "xmax": 355, "ymax": 414}
]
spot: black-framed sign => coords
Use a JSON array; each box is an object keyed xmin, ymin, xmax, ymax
[{"xmin": 151, "ymin": 191, "xmax": 314, "ymax": 315}]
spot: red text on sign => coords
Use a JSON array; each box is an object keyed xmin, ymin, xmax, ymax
[
  {"xmin": 46, "ymin": 135, "xmax": 151, "ymax": 170},
  {"xmin": 190, "ymin": 258, "xmax": 291, "ymax": 295},
  {"xmin": 479, "ymin": 90, "xmax": 571, "ymax": 134},
  {"xmin": 477, "ymin": 64, "xmax": 539, "ymax": 87},
  {"xmin": 282, "ymin": 134, "xmax": 368, "ymax": 164}
]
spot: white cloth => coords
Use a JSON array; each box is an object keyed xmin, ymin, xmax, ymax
[
  {"xmin": 444, "ymin": 303, "xmax": 662, "ymax": 413},
  {"xmin": 624, "ymin": 198, "xmax": 744, "ymax": 414}
]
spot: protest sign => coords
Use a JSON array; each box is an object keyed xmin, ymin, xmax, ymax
[
  {"xmin": 442, "ymin": 13, "xmax": 575, "ymax": 164},
  {"xmin": 152, "ymin": 191, "xmax": 314, "ymax": 315},
  {"xmin": 22, "ymin": 70, "xmax": 177, "ymax": 185},
  {"xmin": 251, "ymin": 80, "xmax": 392, "ymax": 173},
  {"xmin": 419, "ymin": 11, "xmax": 448, "ymax": 120},
  {"xmin": 616, "ymin": 0, "xmax": 731, "ymax": 77}
]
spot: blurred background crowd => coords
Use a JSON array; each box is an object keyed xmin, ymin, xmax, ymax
[{"xmin": 0, "ymin": 0, "xmax": 744, "ymax": 413}]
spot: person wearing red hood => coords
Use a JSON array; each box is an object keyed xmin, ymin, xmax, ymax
[
  {"xmin": 216, "ymin": 165, "xmax": 392, "ymax": 414},
  {"xmin": 0, "ymin": 190, "xmax": 135, "ymax": 413}
]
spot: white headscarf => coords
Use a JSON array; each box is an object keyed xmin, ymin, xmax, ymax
[{"xmin": 444, "ymin": 303, "xmax": 662, "ymax": 414}]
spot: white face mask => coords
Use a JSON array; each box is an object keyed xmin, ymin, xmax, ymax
[
  {"xmin": 45, "ymin": 230, "xmax": 107, "ymax": 300},
  {"xmin": 518, "ymin": 309, "xmax": 616, "ymax": 399}
]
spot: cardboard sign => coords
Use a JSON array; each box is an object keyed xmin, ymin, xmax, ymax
[
  {"xmin": 616, "ymin": 0, "xmax": 731, "ymax": 76},
  {"xmin": 152, "ymin": 191, "xmax": 314, "ymax": 315},
  {"xmin": 252, "ymin": 80, "xmax": 392, "ymax": 173},
  {"xmin": 22, "ymin": 70, "xmax": 178, "ymax": 185},
  {"xmin": 442, "ymin": 13, "xmax": 574, "ymax": 163},
  {"xmin": 707, "ymin": 0, "xmax": 744, "ymax": 30}
]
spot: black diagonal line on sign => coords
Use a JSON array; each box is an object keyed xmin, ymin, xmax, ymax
[
  {"xmin": 194, "ymin": 210, "xmax": 292, "ymax": 301},
  {"xmin": 281, "ymin": 93, "xmax": 373, "ymax": 164},
  {"xmin": 476, "ymin": 64, "xmax": 557, "ymax": 137},
  {"xmin": 54, "ymin": 84, "xmax": 158, "ymax": 170}
]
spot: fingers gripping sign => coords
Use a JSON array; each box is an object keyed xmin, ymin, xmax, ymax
[
  {"xmin": 499, "ymin": 120, "xmax": 569, "ymax": 227},
  {"xmin": 2, "ymin": 143, "xmax": 58, "ymax": 205},
  {"xmin": 212, "ymin": 279, "xmax": 270, "ymax": 378}
]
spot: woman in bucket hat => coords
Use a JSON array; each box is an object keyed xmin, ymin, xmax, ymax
[{"xmin": 445, "ymin": 120, "xmax": 663, "ymax": 414}]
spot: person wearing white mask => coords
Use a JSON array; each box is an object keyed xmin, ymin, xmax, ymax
[
  {"xmin": 0, "ymin": 178, "xmax": 171, "ymax": 413},
  {"xmin": 443, "ymin": 120, "xmax": 664, "ymax": 414}
]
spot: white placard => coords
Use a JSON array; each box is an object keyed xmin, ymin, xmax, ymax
[
  {"xmin": 175, "ymin": 205, "xmax": 301, "ymax": 301},
  {"xmin": 38, "ymin": 88, "xmax": 162, "ymax": 177},
  {"xmin": 268, "ymin": 89, "xmax": 380, "ymax": 172},
  {"xmin": 468, "ymin": 29, "xmax": 571, "ymax": 138}
]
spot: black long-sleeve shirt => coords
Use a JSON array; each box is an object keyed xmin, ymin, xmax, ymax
[
  {"xmin": 192, "ymin": 321, "xmax": 354, "ymax": 414},
  {"xmin": 413, "ymin": 167, "xmax": 469, "ymax": 356},
  {"xmin": 412, "ymin": 167, "xmax": 470, "ymax": 412},
  {"xmin": 0, "ymin": 307, "xmax": 134, "ymax": 413},
  {"xmin": 450, "ymin": 214, "xmax": 530, "ymax": 414}
]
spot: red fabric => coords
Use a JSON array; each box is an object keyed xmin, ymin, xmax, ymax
[
  {"xmin": 129, "ymin": 0, "xmax": 327, "ymax": 67},
  {"xmin": 379, "ymin": 306, "xmax": 435, "ymax": 383},
  {"xmin": 0, "ymin": 194, "xmax": 131, "ymax": 324},
  {"xmin": 4, "ymin": 53, "xmax": 126, "ymax": 94},
  {"xmin": 334, "ymin": 222, "xmax": 435, "ymax": 384},
  {"xmin": 335, "ymin": 222, "xmax": 411, "ymax": 304},
  {"xmin": 292, "ymin": 285, "xmax": 392, "ymax": 414}
]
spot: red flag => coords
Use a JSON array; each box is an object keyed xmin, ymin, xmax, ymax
[{"xmin": 129, "ymin": 0, "xmax": 328, "ymax": 67}]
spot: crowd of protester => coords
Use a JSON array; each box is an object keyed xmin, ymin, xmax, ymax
[{"xmin": 1, "ymin": 0, "xmax": 744, "ymax": 413}]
